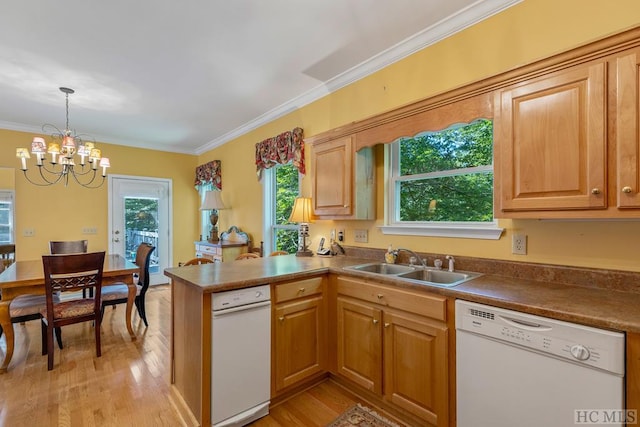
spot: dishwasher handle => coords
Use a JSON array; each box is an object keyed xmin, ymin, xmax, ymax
[
  {"xmin": 213, "ymin": 300, "xmax": 271, "ymax": 317},
  {"xmin": 498, "ymin": 315, "xmax": 552, "ymax": 332}
]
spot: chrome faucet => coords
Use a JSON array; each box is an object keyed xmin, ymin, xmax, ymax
[
  {"xmin": 331, "ymin": 240, "xmax": 346, "ymax": 255},
  {"xmin": 445, "ymin": 255, "xmax": 455, "ymax": 272},
  {"xmin": 396, "ymin": 248, "xmax": 427, "ymax": 268}
]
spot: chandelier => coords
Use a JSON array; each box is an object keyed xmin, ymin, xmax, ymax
[{"xmin": 16, "ymin": 87, "xmax": 111, "ymax": 188}]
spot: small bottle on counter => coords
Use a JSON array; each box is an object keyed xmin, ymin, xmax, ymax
[{"xmin": 384, "ymin": 245, "xmax": 397, "ymax": 264}]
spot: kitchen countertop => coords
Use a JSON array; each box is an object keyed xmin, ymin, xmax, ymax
[{"xmin": 164, "ymin": 254, "xmax": 640, "ymax": 333}]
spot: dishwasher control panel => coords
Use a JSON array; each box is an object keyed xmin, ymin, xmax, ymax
[
  {"xmin": 212, "ymin": 284, "xmax": 271, "ymax": 311},
  {"xmin": 455, "ymin": 300, "xmax": 625, "ymax": 375}
]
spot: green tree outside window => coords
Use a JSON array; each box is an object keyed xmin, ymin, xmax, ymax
[{"xmin": 394, "ymin": 119, "xmax": 493, "ymax": 222}]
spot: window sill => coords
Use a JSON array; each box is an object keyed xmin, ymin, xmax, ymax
[{"xmin": 380, "ymin": 223, "xmax": 504, "ymax": 240}]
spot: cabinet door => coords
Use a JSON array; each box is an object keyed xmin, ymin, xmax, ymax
[
  {"xmin": 312, "ymin": 136, "xmax": 352, "ymax": 216},
  {"xmin": 616, "ymin": 49, "xmax": 640, "ymax": 208},
  {"xmin": 383, "ymin": 309, "xmax": 449, "ymax": 427},
  {"xmin": 274, "ymin": 295, "xmax": 326, "ymax": 392},
  {"xmin": 336, "ymin": 296, "xmax": 382, "ymax": 394},
  {"xmin": 495, "ymin": 62, "xmax": 607, "ymax": 213}
]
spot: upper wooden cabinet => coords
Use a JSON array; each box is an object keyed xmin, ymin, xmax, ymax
[
  {"xmin": 494, "ymin": 61, "xmax": 607, "ymax": 213},
  {"xmin": 615, "ymin": 49, "xmax": 640, "ymax": 209},
  {"xmin": 494, "ymin": 47, "xmax": 640, "ymax": 218},
  {"xmin": 310, "ymin": 135, "xmax": 375, "ymax": 219}
]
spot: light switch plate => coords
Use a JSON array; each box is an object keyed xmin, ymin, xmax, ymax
[{"xmin": 354, "ymin": 229, "xmax": 368, "ymax": 243}]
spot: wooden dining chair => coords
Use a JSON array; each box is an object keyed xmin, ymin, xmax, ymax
[
  {"xmin": 50, "ymin": 240, "xmax": 90, "ymax": 297},
  {"xmin": 235, "ymin": 252, "xmax": 261, "ymax": 260},
  {"xmin": 0, "ymin": 244, "xmax": 63, "ymax": 351},
  {"xmin": 101, "ymin": 243, "xmax": 155, "ymax": 327},
  {"xmin": 49, "ymin": 240, "xmax": 88, "ymax": 254},
  {"xmin": 0, "ymin": 244, "xmax": 15, "ymax": 269},
  {"xmin": 269, "ymin": 250, "xmax": 289, "ymax": 256},
  {"xmin": 0, "ymin": 295, "xmax": 63, "ymax": 351},
  {"xmin": 181, "ymin": 257, "xmax": 215, "ymax": 266},
  {"xmin": 40, "ymin": 251, "xmax": 106, "ymax": 370}
]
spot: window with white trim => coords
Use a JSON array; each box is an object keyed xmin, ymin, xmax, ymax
[
  {"xmin": 263, "ymin": 163, "xmax": 300, "ymax": 254},
  {"xmin": 0, "ymin": 191, "xmax": 15, "ymax": 244},
  {"xmin": 382, "ymin": 119, "xmax": 503, "ymax": 239},
  {"xmin": 197, "ymin": 182, "xmax": 214, "ymax": 241}
]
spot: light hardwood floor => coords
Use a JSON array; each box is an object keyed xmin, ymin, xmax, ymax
[{"xmin": 0, "ymin": 285, "xmax": 376, "ymax": 427}]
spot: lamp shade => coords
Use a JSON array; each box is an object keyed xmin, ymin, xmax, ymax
[
  {"xmin": 31, "ymin": 137, "xmax": 46, "ymax": 154},
  {"xmin": 288, "ymin": 197, "xmax": 314, "ymax": 223},
  {"xmin": 201, "ymin": 190, "xmax": 227, "ymax": 210}
]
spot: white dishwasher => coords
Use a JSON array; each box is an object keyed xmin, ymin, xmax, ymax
[
  {"xmin": 456, "ymin": 300, "xmax": 626, "ymax": 427},
  {"xmin": 211, "ymin": 284, "xmax": 271, "ymax": 427}
]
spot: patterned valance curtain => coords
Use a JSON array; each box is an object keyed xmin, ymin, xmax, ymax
[
  {"xmin": 255, "ymin": 127, "xmax": 305, "ymax": 180},
  {"xmin": 194, "ymin": 160, "xmax": 222, "ymax": 189}
]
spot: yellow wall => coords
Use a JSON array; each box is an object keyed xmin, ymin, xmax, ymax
[
  {"xmin": 199, "ymin": 0, "xmax": 640, "ymax": 272},
  {"xmin": 3, "ymin": 1, "xmax": 639, "ymax": 272},
  {"xmin": 0, "ymin": 167, "xmax": 15, "ymax": 190},
  {"xmin": 0, "ymin": 129, "xmax": 198, "ymax": 263}
]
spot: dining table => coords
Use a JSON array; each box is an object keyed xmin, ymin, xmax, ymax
[{"xmin": 0, "ymin": 253, "xmax": 139, "ymax": 372}]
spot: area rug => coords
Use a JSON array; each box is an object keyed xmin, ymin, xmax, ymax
[{"xmin": 327, "ymin": 403, "xmax": 403, "ymax": 427}]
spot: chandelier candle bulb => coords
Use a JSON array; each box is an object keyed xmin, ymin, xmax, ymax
[
  {"xmin": 99, "ymin": 158, "xmax": 110, "ymax": 176},
  {"xmin": 16, "ymin": 148, "xmax": 30, "ymax": 170}
]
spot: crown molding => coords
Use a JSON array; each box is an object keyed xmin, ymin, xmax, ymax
[{"xmin": 196, "ymin": 0, "xmax": 521, "ymax": 155}]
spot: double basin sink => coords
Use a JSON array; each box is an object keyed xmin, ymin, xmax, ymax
[{"xmin": 344, "ymin": 262, "xmax": 482, "ymax": 287}]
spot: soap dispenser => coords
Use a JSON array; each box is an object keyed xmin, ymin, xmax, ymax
[{"xmin": 384, "ymin": 245, "xmax": 397, "ymax": 264}]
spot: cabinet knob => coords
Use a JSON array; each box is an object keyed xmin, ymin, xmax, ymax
[
  {"xmin": 298, "ymin": 287, "xmax": 305, "ymax": 293},
  {"xmin": 591, "ymin": 188, "xmax": 601, "ymax": 195},
  {"xmin": 384, "ymin": 323, "xmax": 390, "ymax": 328},
  {"xmin": 377, "ymin": 294, "xmax": 384, "ymax": 299},
  {"xmin": 622, "ymin": 186, "xmax": 633, "ymax": 194},
  {"xmin": 278, "ymin": 317, "xmax": 284, "ymax": 322},
  {"xmin": 372, "ymin": 319, "xmax": 379, "ymax": 325}
]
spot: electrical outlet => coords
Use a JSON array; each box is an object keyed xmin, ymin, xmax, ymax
[
  {"xmin": 512, "ymin": 233, "xmax": 527, "ymax": 255},
  {"xmin": 330, "ymin": 229, "xmax": 336, "ymax": 241},
  {"xmin": 23, "ymin": 228, "xmax": 35, "ymax": 237},
  {"xmin": 337, "ymin": 229, "xmax": 345, "ymax": 242},
  {"xmin": 82, "ymin": 227, "xmax": 97, "ymax": 235},
  {"xmin": 354, "ymin": 229, "xmax": 368, "ymax": 243}
]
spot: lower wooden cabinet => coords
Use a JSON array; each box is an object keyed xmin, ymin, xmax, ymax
[
  {"xmin": 336, "ymin": 297, "xmax": 383, "ymax": 393},
  {"xmin": 336, "ymin": 276, "xmax": 450, "ymax": 427},
  {"xmin": 273, "ymin": 277, "xmax": 327, "ymax": 394},
  {"xmin": 383, "ymin": 308, "xmax": 448, "ymax": 425}
]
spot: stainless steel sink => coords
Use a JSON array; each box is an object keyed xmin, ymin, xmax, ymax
[
  {"xmin": 397, "ymin": 269, "xmax": 481, "ymax": 286},
  {"xmin": 346, "ymin": 262, "xmax": 416, "ymax": 275},
  {"xmin": 344, "ymin": 262, "xmax": 481, "ymax": 287}
]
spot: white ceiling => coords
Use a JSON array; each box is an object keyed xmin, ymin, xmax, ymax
[{"xmin": 0, "ymin": 0, "xmax": 518, "ymax": 155}]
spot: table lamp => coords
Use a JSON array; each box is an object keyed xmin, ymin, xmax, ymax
[
  {"xmin": 201, "ymin": 191, "xmax": 227, "ymax": 243},
  {"xmin": 288, "ymin": 197, "xmax": 314, "ymax": 257}
]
